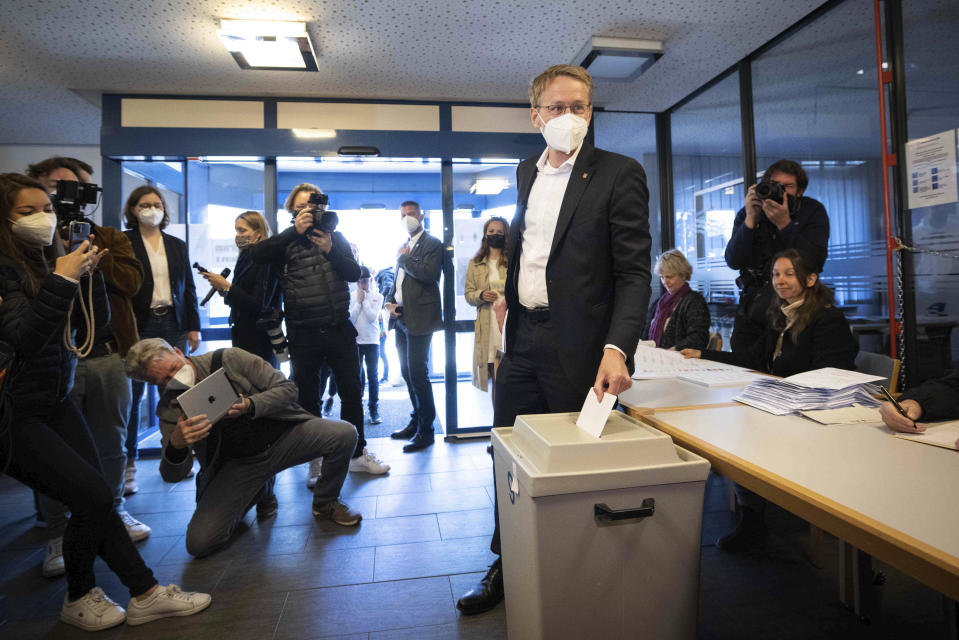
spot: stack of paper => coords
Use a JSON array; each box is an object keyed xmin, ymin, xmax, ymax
[
  {"xmin": 631, "ymin": 344, "xmax": 746, "ymax": 380},
  {"xmin": 734, "ymin": 368, "xmax": 885, "ymax": 416}
]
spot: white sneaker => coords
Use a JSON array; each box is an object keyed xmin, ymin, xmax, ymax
[
  {"xmin": 43, "ymin": 536, "xmax": 65, "ymax": 578},
  {"xmin": 119, "ymin": 510, "xmax": 152, "ymax": 542},
  {"xmin": 306, "ymin": 457, "xmax": 322, "ymax": 489},
  {"xmin": 348, "ymin": 448, "xmax": 390, "ymax": 474},
  {"xmin": 126, "ymin": 584, "xmax": 211, "ymax": 626},
  {"xmin": 60, "ymin": 587, "xmax": 126, "ymax": 631}
]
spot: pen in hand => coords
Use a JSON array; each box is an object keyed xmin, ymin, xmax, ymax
[{"xmin": 879, "ymin": 385, "xmax": 918, "ymax": 431}]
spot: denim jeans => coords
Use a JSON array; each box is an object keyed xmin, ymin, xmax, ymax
[
  {"xmin": 357, "ymin": 343, "xmax": 379, "ymax": 409},
  {"xmin": 394, "ymin": 319, "xmax": 436, "ymax": 439}
]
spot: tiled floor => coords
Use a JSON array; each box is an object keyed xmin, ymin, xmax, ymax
[{"xmin": 0, "ymin": 436, "xmax": 950, "ymax": 639}]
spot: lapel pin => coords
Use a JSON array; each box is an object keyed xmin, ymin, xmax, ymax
[{"xmin": 582, "ymin": 172, "xmax": 588, "ymax": 179}]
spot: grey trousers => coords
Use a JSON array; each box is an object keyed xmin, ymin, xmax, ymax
[
  {"xmin": 40, "ymin": 354, "xmax": 132, "ymax": 531},
  {"xmin": 185, "ymin": 417, "xmax": 357, "ymax": 558}
]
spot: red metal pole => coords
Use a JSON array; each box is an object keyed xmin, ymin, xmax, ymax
[{"xmin": 874, "ymin": 0, "xmax": 899, "ymax": 359}]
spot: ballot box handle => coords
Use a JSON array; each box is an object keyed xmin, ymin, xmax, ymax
[{"xmin": 594, "ymin": 498, "xmax": 655, "ymax": 523}]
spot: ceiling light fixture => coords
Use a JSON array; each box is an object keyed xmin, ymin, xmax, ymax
[
  {"xmin": 470, "ymin": 178, "xmax": 510, "ymax": 195},
  {"xmin": 217, "ymin": 19, "xmax": 318, "ymax": 71},
  {"xmin": 571, "ymin": 36, "xmax": 663, "ymax": 81},
  {"xmin": 292, "ymin": 128, "xmax": 336, "ymax": 139}
]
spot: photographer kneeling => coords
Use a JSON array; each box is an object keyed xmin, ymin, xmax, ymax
[
  {"xmin": 124, "ymin": 338, "xmax": 362, "ymax": 558},
  {"xmin": 724, "ymin": 159, "xmax": 830, "ymax": 353}
]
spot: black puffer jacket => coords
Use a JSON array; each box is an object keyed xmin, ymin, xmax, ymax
[
  {"xmin": 0, "ymin": 256, "xmax": 79, "ymax": 414},
  {"xmin": 248, "ymin": 227, "xmax": 360, "ymax": 341}
]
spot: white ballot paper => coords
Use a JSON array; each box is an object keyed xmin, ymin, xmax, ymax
[
  {"xmin": 782, "ymin": 367, "xmax": 885, "ymax": 390},
  {"xmin": 576, "ymin": 390, "xmax": 617, "ymax": 438}
]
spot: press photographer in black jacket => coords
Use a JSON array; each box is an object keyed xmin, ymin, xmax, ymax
[
  {"xmin": 724, "ymin": 159, "xmax": 830, "ymax": 354},
  {"xmin": 249, "ymin": 183, "xmax": 388, "ymax": 474}
]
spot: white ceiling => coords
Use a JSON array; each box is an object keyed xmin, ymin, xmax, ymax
[{"xmin": 0, "ymin": 0, "xmax": 830, "ymax": 145}]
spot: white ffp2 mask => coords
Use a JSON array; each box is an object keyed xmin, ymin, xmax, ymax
[
  {"xmin": 11, "ymin": 212, "xmax": 58, "ymax": 246},
  {"xmin": 539, "ymin": 113, "xmax": 588, "ymax": 154}
]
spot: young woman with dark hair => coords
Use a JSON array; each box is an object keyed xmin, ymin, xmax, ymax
[
  {"xmin": 0, "ymin": 173, "xmax": 210, "ymax": 631},
  {"xmin": 464, "ymin": 217, "xmax": 509, "ymax": 403},
  {"xmin": 681, "ymin": 248, "xmax": 857, "ymax": 552}
]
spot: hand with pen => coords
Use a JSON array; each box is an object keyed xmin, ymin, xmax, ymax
[{"xmin": 879, "ymin": 398, "xmax": 924, "ymax": 433}]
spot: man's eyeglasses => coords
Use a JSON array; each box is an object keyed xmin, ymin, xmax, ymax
[{"xmin": 536, "ymin": 103, "xmax": 591, "ymax": 116}]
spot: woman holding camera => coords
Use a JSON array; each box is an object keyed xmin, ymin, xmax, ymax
[
  {"xmin": 0, "ymin": 173, "xmax": 210, "ymax": 631},
  {"xmin": 200, "ymin": 211, "xmax": 281, "ymax": 368},
  {"xmin": 123, "ymin": 186, "xmax": 201, "ymax": 494},
  {"xmin": 464, "ymin": 217, "xmax": 509, "ymax": 405}
]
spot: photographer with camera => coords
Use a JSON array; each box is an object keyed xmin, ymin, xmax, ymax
[
  {"xmin": 249, "ymin": 183, "xmax": 388, "ymax": 475},
  {"xmin": 724, "ymin": 159, "xmax": 830, "ymax": 353},
  {"xmin": 0, "ymin": 174, "xmax": 211, "ymax": 631},
  {"xmin": 25, "ymin": 158, "xmax": 151, "ymax": 578}
]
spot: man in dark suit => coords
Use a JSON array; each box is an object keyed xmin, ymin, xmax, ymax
[
  {"xmin": 456, "ymin": 64, "xmax": 652, "ymax": 614},
  {"xmin": 385, "ymin": 201, "xmax": 444, "ymax": 452}
]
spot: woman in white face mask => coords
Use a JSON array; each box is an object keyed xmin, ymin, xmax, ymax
[
  {"xmin": 0, "ymin": 173, "xmax": 212, "ymax": 630},
  {"xmin": 122, "ymin": 186, "xmax": 201, "ymax": 488},
  {"xmin": 201, "ymin": 211, "xmax": 282, "ymax": 368}
]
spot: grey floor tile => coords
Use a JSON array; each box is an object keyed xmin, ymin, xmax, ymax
[
  {"xmin": 427, "ymin": 468, "xmax": 494, "ymax": 492},
  {"xmin": 373, "ymin": 536, "xmax": 496, "ymax": 582},
  {"xmin": 341, "ymin": 473, "xmax": 430, "ymax": 498},
  {"xmin": 214, "ymin": 547, "xmax": 375, "ymax": 595},
  {"xmin": 436, "ymin": 509, "xmax": 494, "ymax": 540},
  {"xmin": 375, "ymin": 488, "xmax": 490, "ymax": 519},
  {"xmin": 370, "ymin": 615, "xmax": 508, "ymax": 640},
  {"xmin": 381, "ymin": 454, "xmax": 479, "ymax": 477},
  {"xmin": 275, "ymin": 576, "xmax": 455, "ymax": 639},
  {"xmin": 307, "ymin": 514, "xmax": 440, "ymax": 551},
  {"xmin": 131, "ymin": 509, "xmax": 194, "ymax": 538},
  {"xmin": 123, "ymin": 487, "xmax": 200, "ymax": 515},
  {"xmin": 160, "ymin": 522, "xmax": 312, "ymax": 563}
]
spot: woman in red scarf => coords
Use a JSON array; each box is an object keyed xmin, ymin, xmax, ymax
[{"xmin": 641, "ymin": 249, "xmax": 710, "ymax": 350}]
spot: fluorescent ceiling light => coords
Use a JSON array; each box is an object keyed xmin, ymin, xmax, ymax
[
  {"xmin": 292, "ymin": 128, "xmax": 336, "ymax": 139},
  {"xmin": 470, "ymin": 178, "xmax": 510, "ymax": 195},
  {"xmin": 572, "ymin": 36, "xmax": 663, "ymax": 81},
  {"xmin": 217, "ymin": 19, "xmax": 318, "ymax": 71}
]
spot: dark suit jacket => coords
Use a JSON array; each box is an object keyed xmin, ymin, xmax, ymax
[
  {"xmin": 387, "ymin": 231, "xmax": 444, "ymax": 336},
  {"xmin": 505, "ymin": 140, "xmax": 652, "ymax": 392},
  {"xmin": 125, "ymin": 229, "xmax": 201, "ymax": 333}
]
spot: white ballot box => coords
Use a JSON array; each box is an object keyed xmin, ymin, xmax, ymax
[{"xmin": 492, "ymin": 411, "xmax": 710, "ymax": 640}]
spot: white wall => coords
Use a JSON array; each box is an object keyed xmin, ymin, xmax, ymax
[{"xmin": 0, "ymin": 144, "xmax": 103, "ymax": 224}]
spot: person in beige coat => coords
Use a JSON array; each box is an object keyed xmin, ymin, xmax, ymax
[{"xmin": 464, "ymin": 217, "xmax": 509, "ymax": 403}]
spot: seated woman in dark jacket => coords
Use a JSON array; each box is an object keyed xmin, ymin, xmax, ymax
[
  {"xmin": 682, "ymin": 248, "xmax": 856, "ymax": 376},
  {"xmin": 641, "ymin": 249, "xmax": 710, "ymax": 351},
  {"xmin": 681, "ymin": 248, "xmax": 857, "ymax": 552},
  {"xmin": 0, "ymin": 174, "xmax": 210, "ymax": 631}
]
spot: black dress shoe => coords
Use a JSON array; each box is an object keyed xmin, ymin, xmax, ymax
[
  {"xmin": 457, "ymin": 558, "xmax": 503, "ymax": 615},
  {"xmin": 403, "ymin": 435, "xmax": 435, "ymax": 452},
  {"xmin": 390, "ymin": 423, "xmax": 417, "ymax": 439}
]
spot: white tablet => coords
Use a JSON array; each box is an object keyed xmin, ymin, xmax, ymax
[{"xmin": 176, "ymin": 368, "xmax": 239, "ymax": 425}]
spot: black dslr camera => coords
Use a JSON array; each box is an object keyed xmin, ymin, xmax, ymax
[
  {"xmin": 293, "ymin": 192, "xmax": 338, "ymax": 234},
  {"xmin": 753, "ymin": 180, "xmax": 785, "ymax": 202},
  {"xmin": 52, "ymin": 180, "xmax": 102, "ymax": 250}
]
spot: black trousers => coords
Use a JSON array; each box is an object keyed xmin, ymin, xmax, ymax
[
  {"xmin": 288, "ymin": 322, "xmax": 365, "ymax": 457},
  {"xmin": 395, "ymin": 318, "xmax": 436, "ymax": 439},
  {"xmin": 357, "ymin": 343, "xmax": 379, "ymax": 409},
  {"xmin": 1, "ymin": 398, "xmax": 156, "ymax": 600},
  {"xmin": 489, "ymin": 310, "xmax": 584, "ymax": 554}
]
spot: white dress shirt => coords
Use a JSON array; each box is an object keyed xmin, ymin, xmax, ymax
[
  {"xmin": 144, "ymin": 235, "xmax": 173, "ymax": 308},
  {"xmin": 517, "ymin": 146, "xmax": 582, "ymax": 308},
  {"xmin": 394, "ymin": 228, "xmax": 424, "ymax": 306}
]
